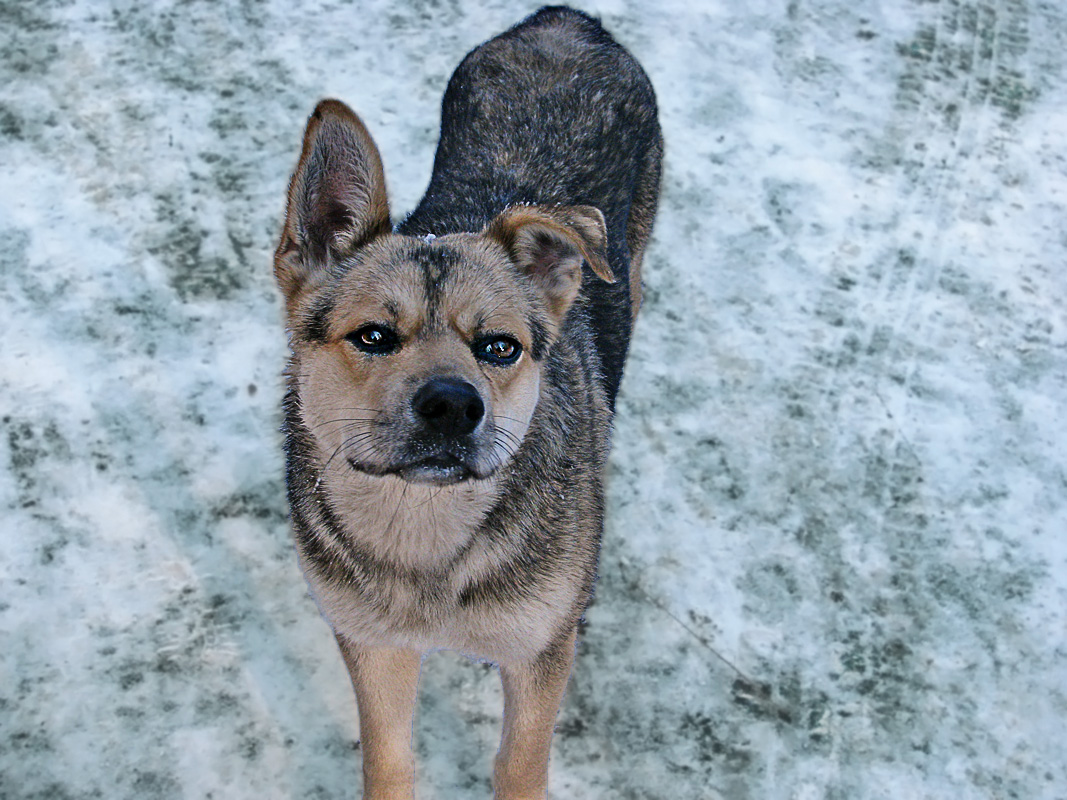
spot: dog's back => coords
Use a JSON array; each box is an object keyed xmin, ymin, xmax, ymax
[{"xmin": 402, "ymin": 6, "xmax": 663, "ymax": 403}]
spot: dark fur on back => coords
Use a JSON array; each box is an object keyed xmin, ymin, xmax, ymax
[{"xmin": 401, "ymin": 6, "xmax": 662, "ymax": 404}]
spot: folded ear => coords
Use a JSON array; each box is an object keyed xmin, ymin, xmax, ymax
[
  {"xmin": 485, "ymin": 205, "xmax": 612, "ymax": 321},
  {"xmin": 274, "ymin": 99, "xmax": 391, "ymax": 304}
]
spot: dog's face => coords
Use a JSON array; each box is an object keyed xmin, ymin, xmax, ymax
[
  {"xmin": 295, "ymin": 234, "xmax": 548, "ymax": 486},
  {"xmin": 276, "ymin": 101, "xmax": 611, "ymax": 487}
]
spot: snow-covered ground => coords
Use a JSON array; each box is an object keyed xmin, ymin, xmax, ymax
[{"xmin": 2, "ymin": 1, "xmax": 1065, "ymax": 797}]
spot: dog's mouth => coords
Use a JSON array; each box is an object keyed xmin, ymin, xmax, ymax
[
  {"xmin": 396, "ymin": 453, "xmax": 475, "ymax": 485},
  {"xmin": 348, "ymin": 452, "xmax": 489, "ymax": 486}
]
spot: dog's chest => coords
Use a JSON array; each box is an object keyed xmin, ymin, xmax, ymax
[
  {"xmin": 306, "ymin": 545, "xmax": 565, "ymax": 665},
  {"xmin": 304, "ymin": 476, "xmax": 570, "ymax": 662}
]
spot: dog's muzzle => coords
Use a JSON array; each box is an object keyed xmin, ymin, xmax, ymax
[
  {"xmin": 396, "ymin": 378, "xmax": 488, "ymax": 485},
  {"xmin": 344, "ymin": 378, "xmax": 497, "ymax": 486}
]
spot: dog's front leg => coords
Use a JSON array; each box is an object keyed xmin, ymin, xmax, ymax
[
  {"xmin": 493, "ymin": 627, "xmax": 577, "ymax": 800},
  {"xmin": 336, "ymin": 636, "xmax": 422, "ymax": 800}
]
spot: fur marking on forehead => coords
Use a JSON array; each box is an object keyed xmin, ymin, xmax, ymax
[{"xmin": 412, "ymin": 242, "xmax": 458, "ymax": 321}]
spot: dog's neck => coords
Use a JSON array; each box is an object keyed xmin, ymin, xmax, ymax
[{"xmin": 319, "ymin": 464, "xmax": 503, "ymax": 570}]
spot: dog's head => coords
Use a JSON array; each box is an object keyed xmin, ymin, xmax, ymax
[{"xmin": 275, "ymin": 100, "xmax": 612, "ymax": 487}]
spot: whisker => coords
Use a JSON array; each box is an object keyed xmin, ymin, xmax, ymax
[
  {"xmin": 385, "ymin": 482, "xmax": 409, "ymax": 537},
  {"xmin": 493, "ymin": 430, "xmax": 519, "ymax": 451},
  {"xmin": 495, "ymin": 429, "xmax": 524, "ymax": 451},
  {"xmin": 497, "ymin": 425, "xmax": 523, "ymax": 443},
  {"xmin": 313, "ymin": 405, "xmax": 384, "ymax": 415},
  {"xmin": 310, "ymin": 417, "xmax": 377, "ymax": 432},
  {"xmin": 427, "ymin": 488, "xmax": 440, "ymax": 545},
  {"xmin": 320, "ymin": 442, "xmax": 349, "ymax": 474},
  {"xmin": 320, "ymin": 429, "xmax": 378, "ymax": 474},
  {"xmin": 411, "ymin": 484, "xmax": 449, "ymax": 510},
  {"xmin": 493, "ymin": 445, "xmax": 518, "ymax": 465},
  {"xmin": 493, "ymin": 414, "xmax": 533, "ymax": 427},
  {"xmin": 490, "ymin": 437, "xmax": 519, "ymax": 470}
]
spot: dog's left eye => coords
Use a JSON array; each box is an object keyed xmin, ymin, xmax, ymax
[
  {"xmin": 473, "ymin": 335, "xmax": 522, "ymax": 365},
  {"xmin": 347, "ymin": 324, "xmax": 400, "ymax": 355}
]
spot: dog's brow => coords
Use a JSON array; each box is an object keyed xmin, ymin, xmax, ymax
[{"xmin": 304, "ymin": 292, "xmax": 336, "ymax": 343}]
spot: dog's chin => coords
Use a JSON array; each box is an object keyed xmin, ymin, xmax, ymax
[{"xmin": 349, "ymin": 454, "xmax": 493, "ymax": 486}]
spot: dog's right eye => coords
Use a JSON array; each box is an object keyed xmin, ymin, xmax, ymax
[{"xmin": 346, "ymin": 325, "xmax": 400, "ymax": 355}]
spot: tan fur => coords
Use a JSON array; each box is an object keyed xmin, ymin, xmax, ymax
[
  {"xmin": 494, "ymin": 628, "xmax": 577, "ymax": 799},
  {"xmin": 336, "ymin": 640, "xmax": 421, "ymax": 800}
]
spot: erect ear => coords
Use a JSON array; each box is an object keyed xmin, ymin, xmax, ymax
[
  {"xmin": 485, "ymin": 205, "xmax": 612, "ymax": 322},
  {"xmin": 274, "ymin": 99, "xmax": 391, "ymax": 304}
]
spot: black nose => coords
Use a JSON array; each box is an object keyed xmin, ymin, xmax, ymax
[{"xmin": 412, "ymin": 378, "xmax": 485, "ymax": 436}]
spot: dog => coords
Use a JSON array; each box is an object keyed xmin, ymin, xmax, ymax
[{"xmin": 273, "ymin": 7, "xmax": 661, "ymax": 798}]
